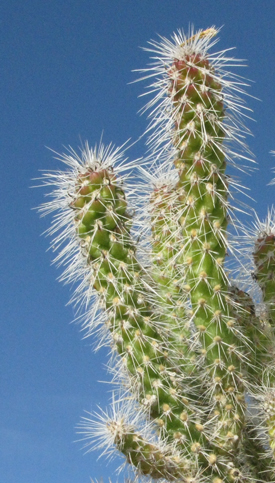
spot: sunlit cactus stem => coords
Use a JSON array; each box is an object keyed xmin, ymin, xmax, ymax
[
  {"xmin": 166, "ymin": 32, "xmax": 247, "ymax": 455},
  {"xmin": 39, "ymin": 26, "xmax": 275, "ymax": 483},
  {"xmin": 68, "ymin": 146, "xmax": 223, "ymax": 479}
]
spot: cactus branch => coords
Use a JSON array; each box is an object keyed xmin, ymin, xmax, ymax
[{"xmin": 38, "ymin": 26, "xmax": 275, "ymax": 483}]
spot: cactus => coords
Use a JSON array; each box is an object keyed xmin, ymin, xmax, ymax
[{"xmin": 38, "ymin": 27, "xmax": 275, "ymax": 483}]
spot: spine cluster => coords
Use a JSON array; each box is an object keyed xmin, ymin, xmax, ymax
[{"xmin": 39, "ymin": 27, "xmax": 275, "ymax": 483}]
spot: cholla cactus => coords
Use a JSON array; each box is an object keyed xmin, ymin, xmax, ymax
[{"xmin": 39, "ymin": 27, "xmax": 275, "ymax": 483}]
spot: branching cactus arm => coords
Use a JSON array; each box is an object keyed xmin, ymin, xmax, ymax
[
  {"xmin": 39, "ymin": 27, "xmax": 275, "ymax": 483},
  {"xmin": 39, "ymin": 143, "xmax": 214, "ymax": 479}
]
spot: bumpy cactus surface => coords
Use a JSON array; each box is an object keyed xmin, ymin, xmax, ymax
[{"xmin": 39, "ymin": 27, "xmax": 275, "ymax": 483}]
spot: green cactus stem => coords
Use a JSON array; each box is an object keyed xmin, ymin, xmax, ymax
[
  {"xmin": 253, "ymin": 233, "xmax": 275, "ymax": 325},
  {"xmin": 160, "ymin": 37, "xmax": 247, "ymax": 456},
  {"xmin": 38, "ymin": 27, "xmax": 275, "ymax": 483},
  {"xmin": 149, "ymin": 183, "xmax": 204, "ymax": 378},
  {"xmin": 251, "ymin": 221, "xmax": 275, "ymax": 458},
  {"xmin": 71, "ymin": 161, "xmax": 214, "ymax": 465},
  {"xmin": 103, "ymin": 422, "xmax": 194, "ymax": 481}
]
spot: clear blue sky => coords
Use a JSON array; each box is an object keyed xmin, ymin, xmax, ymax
[{"xmin": 1, "ymin": 1, "xmax": 275, "ymax": 482}]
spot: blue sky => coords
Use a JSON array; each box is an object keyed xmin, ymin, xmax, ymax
[{"xmin": 2, "ymin": 1, "xmax": 275, "ymax": 482}]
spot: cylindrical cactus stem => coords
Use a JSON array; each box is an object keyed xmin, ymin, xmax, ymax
[
  {"xmin": 241, "ymin": 425, "xmax": 275, "ymax": 483},
  {"xmin": 79, "ymin": 409, "xmax": 197, "ymax": 481},
  {"xmin": 149, "ymin": 182, "xmax": 205, "ymax": 380},
  {"xmin": 164, "ymin": 38, "xmax": 247, "ymax": 454},
  {"xmin": 137, "ymin": 27, "xmax": 255, "ymax": 478},
  {"xmin": 249, "ymin": 213, "xmax": 275, "ymax": 458},
  {"xmin": 253, "ymin": 231, "xmax": 275, "ymax": 325},
  {"xmin": 137, "ymin": 27, "xmax": 258, "ymax": 480},
  {"xmin": 39, "ymin": 25, "xmax": 275, "ymax": 482},
  {"xmin": 227, "ymin": 287, "xmax": 275, "ymax": 475},
  {"xmin": 137, "ymin": 30, "xmax": 260, "ymax": 467},
  {"xmin": 232, "ymin": 291, "xmax": 275, "ymax": 462},
  {"xmin": 228, "ymin": 286, "xmax": 275, "ymax": 382},
  {"xmin": 261, "ymin": 386, "xmax": 275, "ymax": 458},
  {"xmin": 72, "ymin": 160, "xmax": 220, "ymax": 457},
  {"xmin": 107, "ymin": 425, "xmax": 193, "ymax": 481},
  {"xmin": 46, "ymin": 144, "xmax": 221, "ymax": 460},
  {"xmin": 44, "ymin": 144, "xmax": 251, "ymax": 479},
  {"xmin": 78, "ymin": 401, "xmax": 244, "ymax": 483}
]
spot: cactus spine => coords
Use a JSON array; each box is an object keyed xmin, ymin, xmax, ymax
[{"xmin": 39, "ymin": 27, "xmax": 275, "ymax": 483}]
